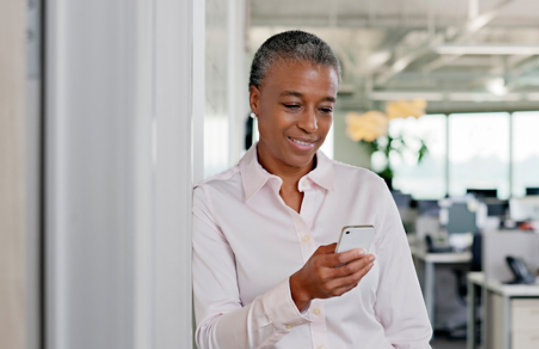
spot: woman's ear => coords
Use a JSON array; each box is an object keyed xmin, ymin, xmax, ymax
[{"xmin": 249, "ymin": 85, "xmax": 260, "ymax": 117}]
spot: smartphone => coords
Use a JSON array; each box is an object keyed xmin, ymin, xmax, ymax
[{"xmin": 336, "ymin": 225, "xmax": 376, "ymax": 254}]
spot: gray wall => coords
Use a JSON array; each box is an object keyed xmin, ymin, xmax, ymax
[{"xmin": 0, "ymin": 1, "xmax": 27, "ymax": 348}]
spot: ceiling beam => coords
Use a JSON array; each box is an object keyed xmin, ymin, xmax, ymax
[
  {"xmin": 369, "ymin": 90, "xmax": 539, "ymax": 102},
  {"xmin": 375, "ymin": 0, "xmax": 515, "ymax": 86},
  {"xmin": 434, "ymin": 44, "xmax": 539, "ymax": 56}
]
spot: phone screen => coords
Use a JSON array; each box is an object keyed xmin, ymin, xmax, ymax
[{"xmin": 336, "ymin": 225, "xmax": 376, "ymax": 253}]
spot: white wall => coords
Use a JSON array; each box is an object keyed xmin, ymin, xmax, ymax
[
  {"xmin": 203, "ymin": 0, "xmax": 248, "ymax": 179},
  {"xmin": 46, "ymin": 0, "xmax": 195, "ymax": 348}
]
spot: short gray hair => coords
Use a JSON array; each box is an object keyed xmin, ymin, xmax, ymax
[{"xmin": 249, "ymin": 30, "xmax": 341, "ymax": 88}]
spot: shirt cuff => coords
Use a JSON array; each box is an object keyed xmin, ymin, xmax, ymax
[{"xmin": 261, "ymin": 278, "xmax": 311, "ymax": 331}]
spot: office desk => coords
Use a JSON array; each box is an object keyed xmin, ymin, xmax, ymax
[
  {"xmin": 467, "ymin": 272, "xmax": 539, "ymax": 349},
  {"xmin": 411, "ymin": 246, "xmax": 472, "ymax": 328}
]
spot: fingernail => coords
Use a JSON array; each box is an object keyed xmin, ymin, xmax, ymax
[
  {"xmin": 357, "ymin": 248, "xmax": 365, "ymax": 256},
  {"xmin": 368, "ymin": 255, "xmax": 375, "ymax": 261}
]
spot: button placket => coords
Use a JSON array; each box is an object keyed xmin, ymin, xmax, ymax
[
  {"xmin": 292, "ymin": 212, "xmax": 315, "ymax": 262},
  {"xmin": 309, "ymin": 300, "xmax": 329, "ymax": 349},
  {"xmin": 292, "ymin": 179, "xmax": 331, "ymax": 348}
]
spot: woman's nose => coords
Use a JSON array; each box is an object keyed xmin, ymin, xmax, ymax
[{"xmin": 297, "ymin": 109, "xmax": 318, "ymax": 132}]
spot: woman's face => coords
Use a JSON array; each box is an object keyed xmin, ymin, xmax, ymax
[{"xmin": 249, "ymin": 59, "xmax": 339, "ymax": 174}]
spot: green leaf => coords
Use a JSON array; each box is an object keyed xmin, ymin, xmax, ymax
[{"xmin": 418, "ymin": 140, "xmax": 428, "ymax": 163}]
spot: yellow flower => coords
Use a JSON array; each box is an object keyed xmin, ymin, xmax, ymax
[
  {"xmin": 345, "ymin": 111, "xmax": 388, "ymax": 142},
  {"xmin": 385, "ymin": 99, "xmax": 426, "ymax": 119}
]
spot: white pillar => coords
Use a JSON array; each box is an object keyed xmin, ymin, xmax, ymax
[{"xmin": 46, "ymin": 0, "xmax": 195, "ymax": 348}]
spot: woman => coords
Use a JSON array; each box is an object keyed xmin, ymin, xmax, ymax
[{"xmin": 192, "ymin": 30, "xmax": 432, "ymax": 349}]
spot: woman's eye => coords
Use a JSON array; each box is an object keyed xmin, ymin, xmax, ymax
[
  {"xmin": 319, "ymin": 107, "xmax": 333, "ymax": 113},
  {"xmin": 283, "ymin": 104, "xmax": 301, "ymax": 110}
]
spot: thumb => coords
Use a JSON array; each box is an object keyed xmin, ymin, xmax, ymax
[{"xmin": 315, "ymin": 243, "xmax": 337, "ymax": 255}]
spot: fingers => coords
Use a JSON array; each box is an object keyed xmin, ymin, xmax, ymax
[
  {"xmin": 323, "ymin": 248, "xmax": 366, "ymax": 268},
  {"xmin": 313, "ymin": 254, "xmax": 375, "ymax": 295},
  {"xmin": 331, "ymin": 253, "xmax": 375, "ymax": 277},
  {"xmin": 311, "ymin": 258, "xmax": 375, "ymax": 298},
  {"xmin": 292, "ymin": 244, "xmax": 376, "ymax": 304},
  {"xmin": 326, "ymin": 258, "xmax": 375, "ymax": 292},
  {"xmin": 313, "ymin": 245, "xmax": 366, "ymax": 267}
]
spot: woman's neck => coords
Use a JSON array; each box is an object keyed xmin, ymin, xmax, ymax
[
  {"xmin": 256, "ymin": 146, "xmax": 317, "ymax": 213},
  {"xmin": 256, "ymin": 148, "xmax": 316, "ymax": 190}
]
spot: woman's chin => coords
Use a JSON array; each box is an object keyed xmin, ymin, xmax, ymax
[{"xmin": 282, "ymin": 152, "xmax": 317, "ymax": 170}]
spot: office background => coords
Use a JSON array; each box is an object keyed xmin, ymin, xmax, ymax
[{"xmin": 1, "ymin": 0, "xmax": 539, "ymax": 348}]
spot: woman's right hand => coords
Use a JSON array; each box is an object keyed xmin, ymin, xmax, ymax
[{"xmin": 289, "ymin": 243, "xmax": 375, "ymax": 311}]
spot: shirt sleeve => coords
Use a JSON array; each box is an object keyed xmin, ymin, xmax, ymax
[
  {"xmin": 372, "ymin": 178, "xmax": 433, "ymax": 348},
  {"xmin": 192, "ymin": 185, "xmax": 311, "ymax": 349}
]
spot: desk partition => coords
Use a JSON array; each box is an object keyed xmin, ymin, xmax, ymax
[{"xmin": 482, "ymin": 230, "xmax": 539, "ymax": 282}]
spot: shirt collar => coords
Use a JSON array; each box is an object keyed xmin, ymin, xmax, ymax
[
  {"xmin": 306, "ymin": 150, "xmax": 334, "ymax": 192},
  {"xmin": 239, "ymin": 143, "xmax": 334, "ymax": 202}
]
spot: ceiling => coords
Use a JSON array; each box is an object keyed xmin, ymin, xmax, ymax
[{"xmin": 248, "ymin": 0, "xmax": 539, "ymax": 112}]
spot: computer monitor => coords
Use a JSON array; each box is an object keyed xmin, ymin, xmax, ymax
[
  {"xmin": 486, "ymin": 201, "xmax": 507, "ymax": 217},
  {"xmin": 417, "ymin": 200, "xmax": 440, "ymax": 217},
  {"xmin": 509, "ymin": 196, "xmax": 539, "ymax": 221},
  {"xmin": 466, "ymin": 188, "xmax": 498, "ymax": 199},
  {"xmin": 525, "ymin": 187, "xmax": 539, "ymax": 196},
  {"xmin": 446, "ymin": 202, "xmax": 477, "ymax": 234},
  {"xmin": 391, "ymin": 192, "xmax": 412, "ymax": 208}
]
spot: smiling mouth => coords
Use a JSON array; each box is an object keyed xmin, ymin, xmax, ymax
[{"xmin": 288, "ymin": 136, "xmax": 317, "ymax": 149}]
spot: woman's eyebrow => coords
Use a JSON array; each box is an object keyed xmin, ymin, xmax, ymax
[
  {"xmin": 279, "ymin": 91, "xmax": 336, "ymax": 103},
  {"xmin": 279, "ymin": 91, "xmax": 303, "ymax": 98}
]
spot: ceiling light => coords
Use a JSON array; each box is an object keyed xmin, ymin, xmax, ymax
[
  {"xmin": 367, "ymin": 51, "xmax": 391, "ymax": 70},
  {"xmin": 448, "ymin": 92, "xmax": 521, "ymax": 102},
  {"xmin": 487, "ymin": 77, "xmax": 507, "ymax": 96},
  {"xmin": 370, "ymin": 91, "xmax": 444, "ymax": 101},
  {"xmin": 434, "ymin": 45, "xmax": 539, "ymax": 55}
]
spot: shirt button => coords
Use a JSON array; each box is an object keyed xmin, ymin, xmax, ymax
[
  {"xmin": 317, "ymin": 345, "xmax": 325, "ymax": 349},
  {"xmin": 312, "ymin": 308, "xmax": 321, "ymax": 315},
  {"xmin": 285, "ymin": 324, "xmax": 293, "ymax": 329},
  {"xmin": 301, "ymin": 235, "xmax": 310, "ymax": 243}
]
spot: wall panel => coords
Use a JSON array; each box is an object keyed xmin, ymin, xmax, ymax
[{"xmin": 0, "ymin": 1, "xmax": 27, "ymax": 348}]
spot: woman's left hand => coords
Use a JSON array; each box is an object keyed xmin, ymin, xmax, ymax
[{"xmin": 289, "ymin": 243, "xmax": 375, "ymax": 311}]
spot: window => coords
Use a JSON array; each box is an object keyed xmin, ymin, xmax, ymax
[
  {"xmin": 204, "ymin": 115, "xmax": 230, "ymax": 177},
  {"xmin": 389, "ymin": 111, "xmax": 539, "ymax": 199},
  {"xmin": 512, "ymin": 111, "xmax": 539, "ymax": 197},
  {"xmin": 390, "ymin": 115, "xmax": 446, "ymax": 199},
  {"xmin": 448, "ymin": 113, "xmax": 510, "ymax": 198}
]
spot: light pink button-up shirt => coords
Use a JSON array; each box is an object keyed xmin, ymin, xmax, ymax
[{"xmin": 192, "ymin": 144, "xmax": 432, "ymax": 349}]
